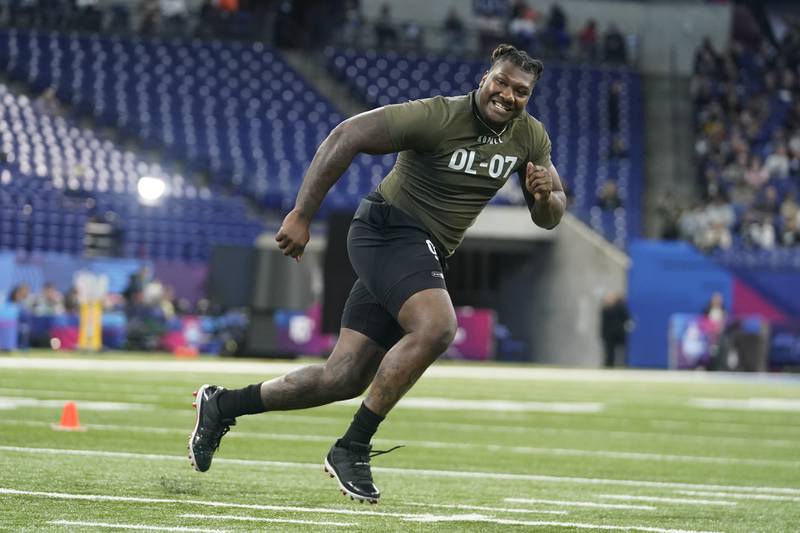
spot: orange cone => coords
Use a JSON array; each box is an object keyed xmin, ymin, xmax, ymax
[{"xmin": 52, "ymin": 401, "xmax": 87, "ymax": 432}]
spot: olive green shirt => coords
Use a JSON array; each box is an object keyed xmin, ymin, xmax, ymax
[{"xmin": 378, "ymin": 91, "xmax": 552, "ymax": 257}]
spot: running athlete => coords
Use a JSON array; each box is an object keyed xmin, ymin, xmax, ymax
[{"xmin": 189, "ymin": 44, "xmax": 566, "ymax": 504}]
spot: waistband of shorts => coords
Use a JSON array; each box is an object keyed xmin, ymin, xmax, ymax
[{"xmin": 364, "ymin": 190, "xmax": 448, "ymax": 260}]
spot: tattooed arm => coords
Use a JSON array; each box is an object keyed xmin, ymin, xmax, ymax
[{"xmin": 275, "ymin": 108, "xmax": 397, "ymax": 260}]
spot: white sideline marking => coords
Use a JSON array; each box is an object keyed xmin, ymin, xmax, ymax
[
  {"xmin": 599, "ymin": 494, "xmax": 736, "ymax": 506},
  {"xmin": 690, "ymin": 398, "xmax": 800, "ymax": 412},
  {"xmin": 504, "ymin": 498, "xmax": 655, "ymax": 511},
  {"xmin": 3, "ymin": 356, "xmax": 798, "ymax": 383},
  {"xmin": 342, "ymin": 397, "xmax": 604, "ymax": 413},
  {"xmin": 48, "ymin": 521, "xmax": 225, "ymax": 532},
  {"xmin": 676, "ymin": 490, "xmax": 800, "ymax": 502},
  {"xmin": 180, "ymin": 513, "xmax": 354, "ymax": 527},
  {"xmin": 4, "ymin": 419, "xmax": 791, "ymax": 468},
  {"xmin": 3, "ymin": 446, "xmax": 800, "ymax": 496},
  {"xmin": 0, "ymin": 396, "xmax": 151, "ymax": 411},
  {"xmin": 402, "ymin": 502, "xmax": 568, "ymax": 515}
]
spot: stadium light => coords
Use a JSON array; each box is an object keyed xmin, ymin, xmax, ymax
[{"xmin": 137, "ymin": 176, "xmax": 166, "ymax": 203}]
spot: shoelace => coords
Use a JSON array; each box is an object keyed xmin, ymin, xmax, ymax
[
  {"xmin": 201, "ymin": 419, "xmax": 235, "ymax": 451},
  {"xmin": 369, "ymin": 445, "xmax": 404, "ymax": 458},
  {"xmin": 351, "ymin": 445, "xmax": 405, "ymax": 481}
]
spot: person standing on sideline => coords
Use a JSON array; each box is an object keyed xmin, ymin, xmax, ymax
[
  {"xmin": 600, "ymin": 291, "xmax": 631, "ymax": 367},
  {"xmin": 188, "ymin": 44, "xmax": 566, "ymax": 504}
]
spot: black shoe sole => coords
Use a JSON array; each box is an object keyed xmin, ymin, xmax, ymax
[
  {"xmin": 188, "ymin": 383, "xmax": 211, "ymax": 473},
  {"xmin": 323, "ymin": 457, "xmax": 379, "ymax": 504}
]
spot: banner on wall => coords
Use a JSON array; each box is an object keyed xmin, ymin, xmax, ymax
[
  {"xmin": 769, "ymin": 322, "xmax": 800, "ymax": 369},
  {"xmin": 447, "ymin": 307, "xmax": 496, "ymax": 360},
  {"xmin": 668, "ymin": 313, "xmax": 722, "ymax": 370}
]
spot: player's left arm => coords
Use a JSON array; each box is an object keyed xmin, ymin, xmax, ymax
[{"xmin": 520, "ymin": 161, "xmax": 566, "ymax": 230}]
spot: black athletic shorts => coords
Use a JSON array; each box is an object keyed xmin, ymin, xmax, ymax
[{"xmin": 340, "ymin": 191, "xmax": 448, "ymax": 350}]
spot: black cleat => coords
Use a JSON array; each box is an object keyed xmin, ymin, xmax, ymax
[
  {"xmin": 188, "ymin": 384, "xmax": 235, "ymax": 472},
  {"xmin": 323, "ymin": 439, "xmax": 403, "ymax": 504}
]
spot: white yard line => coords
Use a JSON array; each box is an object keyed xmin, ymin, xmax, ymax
[
  {"xmin": 690, "ymin": 398, "xmax": 800, "ymax": 412},
  {"xmin": 2, "ymin": 356, "xmax": 798, "ymax": 384},
  {"xmin": 4, "ymin": 420, "xmax": 793, "ymax": 468},
  {"xmin": 0, "ymin": 396, "xmax": 153, "ymax": 411},
  {"xmin": 504, "ymin": 498, "xmax": 655, "ymax": 511},
  {"xmin": 0, "ymin": 387, "xmax": 159, "ymax": 402},
  {"xmin": 6, "ymin": 405, "xmax": 798, "ymax": 450},
  {"xmin": 3, "ymin": 446, "xmax": 800, "ymax": 496},
  {"xmin": 340, "ymin": 397, "xmax": 604, "ymax": 413},
  {"xmin": 48, "ymin": 520, "xmax": 225, "ymax": 533},
  {"xmin": 0, "ymin": 488, "xmax": 576, "ymax": 524},
  {"xmin": 17, "ymin": 490, "xmax": 719, "ymax": 533},
  {"xmin": 180, "ymin": 513, "xmax": 354, "ymax": 527},
  {"xmin": 401, "ymin": 502, "xmax": 568, "ymax": 515},
  {"xmin": 675, "ymin": 490, "xmax": 800, "ymax": 502},
  {"xmin": 402, "ymin": 515, "xmax": 722, "ymax": 533},
  {"xmin": 598, "ymin": 495, "xmax": 736, "ymax": 506}
]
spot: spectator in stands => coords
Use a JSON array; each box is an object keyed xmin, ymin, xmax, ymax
[
  {"xmin": 753, "ymin": 185, "xmax": 781, "ymax": 217},
  {"xmin": 474, "ymin": 0, "xmax": 509, "ymax": 54},
  {"xmin": 694, "ymin": 37, "xmax": 721, "ymax": 78},
  {"xmin": 603, "ymin": 23, "xmax": 627, "ymax": 64},
  {"xmin": 159, "ymin": 0, "xmax": 189, "ymax": 36},
  {"xmin": 8, "ymin": 0, "xmax": 34, "ymax": 28},
  {"xmin": 780, "ymin": 191, "xmax": 799, "ymax": 226},
  {"xmin": 374, "ymin": 3, "xmax": 399, "ymax": 50},
  {"xmin": 139, "ymin": 0, "xmax": 160, "ymax": 35},
  {"xmin": 508, "ymin": 7, "xmax": 538, "ymax": 54},
  {"xmin": 196, "ymin": 0, "xmax": 217, "ymax": 37},
  {"xmin": 33, "ymin": 87, "xmax": 65, "ymax": 117},
  {"xmin": 781, "ymin": 217, "xmax": 800, "ymax": 247},
  {"xmin": 32, "ymin": 282, "xmax": 65, "ymax": 316},
  {"xmin": 610, "ymin": 135, "xmax": 629, "ymax": 159},
  {"xmin": 600, "ymin": 291, "xmax": 631, "ymax": 367},
  {"xmin": 75, "ymin": 0, "xmax": 102, "ymax": 32},
  {"xmin": 342, "ymin": 0, "xmax": 365, "ymax": 47},
  {"xmin": 742, "ymin": 210, "xmax": 776, "ymax": 249},
  {"xmin": 402, "ymin": 20, "xmax": 424, "ymax": 50},
  {"xmin": 596, "ymin": 180, "xmax": 623, "ymax": 211},
  {"xmin": 764, "ymin": 142, "xmax": 791, "ymax": 180},
  {"xmin": 744, "ymin": 154, "xmax": 769, "ymax": 189},
  {"xmin": 578, "ymin": 19, "xmax": 598, "ymax": 62},
  {"xmin": 702, "ymin": 195, "xmax": 734, "ymax": 250},
  {"xmin": 655, "ymin": 191, "xmax": 682, "ymax": 240},
  {"xmin": 443, "ymin": 8, "xmax": 466, "ymax": 53},
  {"xmin": 608, "ymin": 80, "xmax": 622, "ymax": 134},
  {"xmin": 544, "ymin": 4, "xmax": 569, "ymax": 58},
  {"xmin": 38, "ymin": 0, "xmax": 70, "ymax": 30},
  {"xmin": 678, "ymin": 203, "xmax": 709, "ymax": 247}
]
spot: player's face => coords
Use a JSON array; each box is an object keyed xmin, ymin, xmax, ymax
[{"xmin": 477, "ymin": 60, "xmax": 536, "ymax": 129}]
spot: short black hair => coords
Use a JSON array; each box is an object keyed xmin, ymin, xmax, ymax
[{"xmin": 490, "ymin": 44, "xmax": 543, "ymax": 82}]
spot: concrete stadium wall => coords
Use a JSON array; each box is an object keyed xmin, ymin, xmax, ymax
[
  {"xmin": 494, "ymin": 212, "xmax": 629, "ymax": 367},
  {"xmin": 360, "ymin": 0, "xmax": 731, "ymax": 76}
]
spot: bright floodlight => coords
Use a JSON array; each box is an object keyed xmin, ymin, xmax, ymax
[{"xmin": 137, "ymin": 176, "xmax": 166, "ymax": 202}]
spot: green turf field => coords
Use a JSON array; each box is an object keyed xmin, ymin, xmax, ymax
[{"xmin": 0, "ymin": 352, "xmax": 799, "ymax": 532}]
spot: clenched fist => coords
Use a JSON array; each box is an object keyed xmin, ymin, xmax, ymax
[
  {"xmin": 525, "ymin": 162, "xmax": 552, "ymax": 202},
  {"xmin": 275, "ymin": 210, "xmax": 310, "ymax": 261}
]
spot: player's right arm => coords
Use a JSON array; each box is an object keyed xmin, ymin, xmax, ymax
[{"xmin": 275, "ymin": 108, "xmax": 396, "ymax": 260}]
